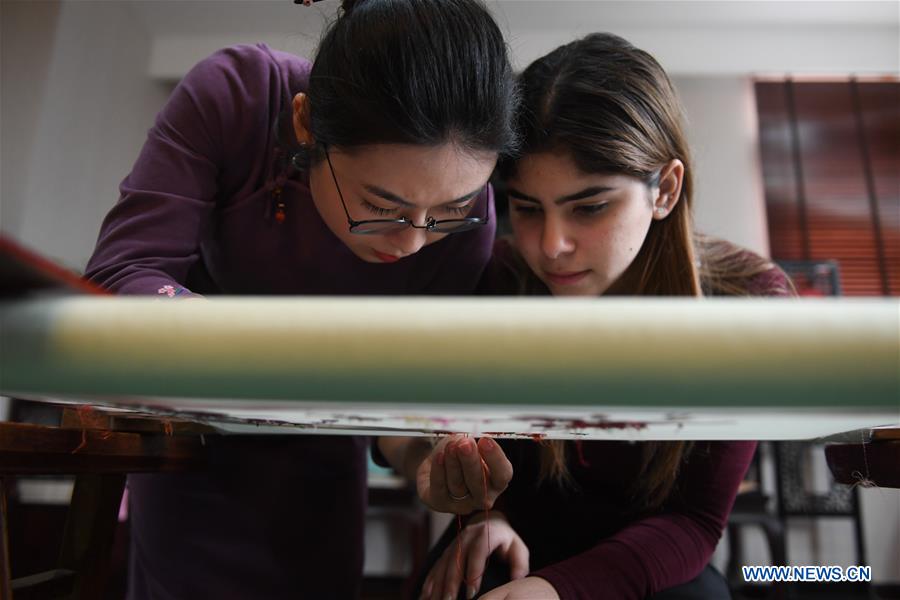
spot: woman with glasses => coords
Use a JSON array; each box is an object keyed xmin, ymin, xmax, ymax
[
  {"xmin": 386, "ymin": 33, "xmax": 793, "ymax": 600},
  {"xmin": 84, "ymin": 0, "xmax": 517, "ymax": 597}
]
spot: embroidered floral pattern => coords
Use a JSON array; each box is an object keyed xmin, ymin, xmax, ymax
[{"xmin": 157, "ymin": 285, "xmax": 187, "ymax": 298}]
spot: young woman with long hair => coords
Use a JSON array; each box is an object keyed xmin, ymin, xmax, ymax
[{"xmin": 398, "ymin": 32, "xmax": 793, "ymax": 600}]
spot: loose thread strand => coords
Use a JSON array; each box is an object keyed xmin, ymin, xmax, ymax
[
  {"xmin": 455, "ymin": 513, "xmax": 464, "ymax": 585},
  {"xmin": 482, "ymin": 457, "xmax": 491, "ymax": 565},
  {"xmin": 575, "ymin": 439, "xmax": 590, "ymax": 468},
  {"xmin": 453, "ymin": 448, "xmax": 493, "ymax": 594},
  {"xmin": 850, "ymin": 429, "xmax": 877, "ymax": 489},
  {"xmin": 70, "ymin": 404, "xmax": 94, "ymax": 454}
]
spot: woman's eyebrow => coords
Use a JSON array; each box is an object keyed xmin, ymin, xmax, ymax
[
  {"xmin": 507, "ymin": 187, "xmax": 540, "ymax": 203},
  {"xmin": 363, "ymin": 184, "xmax": 482, "ymax": 207},
  {"xmin": 556, "ymin": 186, "xmax": 615, "ymax": 204},
  {"xmin": 507, "ymin": 186, "xmax": 615, "ymax": 204}
]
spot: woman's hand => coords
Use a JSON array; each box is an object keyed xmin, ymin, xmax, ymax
[
  {"xmin": 416, "ymin": 435, "xmax": 513, "ymax": 515},
  {"xmin": 422, "ymin": 512, "xmax": 529, "ymax": 600},
  {"xmin": 478, "ymin": 577, "xmax": 560, "ymax": 599}
]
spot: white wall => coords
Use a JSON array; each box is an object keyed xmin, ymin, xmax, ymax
[
  {"xmin": 3, "ymin": 0, "xmax": 171, "ymax": 271},
  {"xmin": 133, "ymin": 1, "xmax": 900, "ymax": 78},
  {"xmin": 675, "ymin": 76, "xmax": 771, "ymax": 256},
  {"xmin": 0, "ymin": 0, "xmax": 61, "ymax": 236}
]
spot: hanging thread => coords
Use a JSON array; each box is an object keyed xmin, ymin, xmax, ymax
[
  {"xmin": 70, "ymin": 404, "xmax": 94, "ymax": 454},
  {"xmin": 574, "ymin": 439, "xmax": 591, "ymax": 468},
  {"xmin": 850, "ymin": 429, "xmax": 876, "ymax": 489},
  {"xmin": 452, "ymin": 436, "xmax": 493, "ymax": 595},
  {"xmin": 69, "ymin": 405, "xmax": 112, "ymax": 453}
]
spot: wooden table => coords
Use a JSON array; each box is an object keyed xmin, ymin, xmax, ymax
[{"xmin": 0, "ymin": 407, "xmax": 207, "ymax": 600}]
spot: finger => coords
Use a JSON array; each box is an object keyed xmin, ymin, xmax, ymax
[
  {"xmin": 445, "ymin": 440, "xmax": 470, "ymax": 500},
  {"xmin": 431, "ymin": 528, "xmax": 470, "ymax": 600},
  {"xmin": 464, "ymin": 525, "xmax": 495, "ymax": 597},
  {"xmin": 444, "ymin": 530, "xmax": 469, "ymax": 600},
  {"xmin": 428, "ymin": 447, "xmax": 449, "ymax": 504},
  {"xmin": 479, "ymin": 437, "xmax": 513, "ymax": 495},
  {"xmin": 505, "ymin": 538, "xmax": 530, "ymax": 580},
  {"xmin": 421, "ymin": 569, "xmax": 434, "ymax": 600},
  {"xmin": 433, "ymin": 434, "xmax": 460, "ymax": 454},
  {"xmin": 427, "ymin": 547, "xmax": 451, "ymax": 600},
  {"xmin": 436, "ymin": 533, "xmax": 467, "ymax": 600},
  {"xmin": 458, "ymin": 438, "xmax": 489, "ymax": 504}
]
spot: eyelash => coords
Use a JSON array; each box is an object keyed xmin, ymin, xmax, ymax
[
  {"xmin": 575, "ymin": 204, "xmax": 608, "ymax": 216},
  {"xmin": 361, "ymin": 200, "xmax": 398, "ymax": 216},
  {"xmin": 443, "ymin": 204, "xmax": 471, "ymax": 216},
  {"xmin": 360, "ymin": 200, "xmax": 471, "ymax": 217}
]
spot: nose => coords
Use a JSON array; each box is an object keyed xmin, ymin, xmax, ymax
[
  {"xmin": 388, "ymin": 224, "xmax": 429, "ymax": 256},
  {"xmin": 541, "ymin": 215, "xmax": 575, "ymax": 260}
]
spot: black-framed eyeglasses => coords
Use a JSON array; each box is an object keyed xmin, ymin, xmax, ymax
[{"xmin": 324, "ymin": 146, "xmax": 490, "ymax": 235}]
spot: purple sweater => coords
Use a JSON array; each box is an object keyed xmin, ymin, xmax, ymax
[
  {"xmin": 84, "ymin": 44, "xmax": 495, "ymax": 598},
  {"xmin": 479, "ymin": 240, "xmax": 791, "ymax": 599}
]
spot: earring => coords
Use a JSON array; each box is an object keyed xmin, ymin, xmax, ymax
[
  {"xmin": 272, "ymin": 185, "xmax": 286, "ymax": 223},
  {"xmin": 656, "ymin": 206, "xmax": 667, "ymax": 216}
]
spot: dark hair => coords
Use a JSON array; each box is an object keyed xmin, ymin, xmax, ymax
[
  {"xmin": 305, "ymin": 0, "xmax": 519, "ymax": 160},
  {"xmin": 502, "ymin": 33, "xmax": 687, "ymax": 179}
]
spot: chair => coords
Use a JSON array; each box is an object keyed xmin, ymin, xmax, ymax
[{"xmin": 726, "ymin": 442, "xmax": 787, "ymax": 598}]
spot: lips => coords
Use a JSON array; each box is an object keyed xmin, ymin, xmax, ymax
[
  {"xmin": 373, "ymin": 249, "xmax": 402, "ymax": 263},
  {"xmin": 544, "ymin": 269, "xmax": 590, "ymax": 286}
]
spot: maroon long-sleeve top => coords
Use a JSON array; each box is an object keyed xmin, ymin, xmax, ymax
[
  {"xmin": 498, "ymin": 438, "xmax": 756, "ymax": 599},
  {"xmin": 480, "ymin": 240, "xmax": 791, "ymax": 598}
]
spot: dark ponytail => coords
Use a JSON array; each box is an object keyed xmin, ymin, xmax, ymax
[{"xmin": 306, "ymin": 0, "xmax": 519, "ymax": 161}]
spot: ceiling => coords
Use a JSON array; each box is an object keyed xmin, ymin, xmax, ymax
[{"xmin": 126, "ymin": 0, "xmax": 899, "ymax": 78}]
